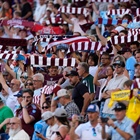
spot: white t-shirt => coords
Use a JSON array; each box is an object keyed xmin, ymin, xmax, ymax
[
  {"xmin": 6, "ymin": 88, "xmax": 19, "ymax": 112},
  {"xmin": 75, "ymin": 121, "xmax": 108, "ymax": 140},
  {"xmin": 8, "ymin": 129, "xmax": 30, "ymax": 140},
  {"xmin": 46, "ymin": 124, "xmax": 59, "ymax": 140},
  {"xmin": 89, "ymin": 66, "xmax": 98, "ymax": 77}
]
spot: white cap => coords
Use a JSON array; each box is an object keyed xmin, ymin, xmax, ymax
[
  {"xmin": 41, "ymin": 111, "xmax": 53, "ymax": 121},
  {"xmin": 54, "ymin": 108, "xmax": 67, "ymax": 117},
  {"xmin": 54, "ymin": 89, "xmax": 69, "ymax": 100}
]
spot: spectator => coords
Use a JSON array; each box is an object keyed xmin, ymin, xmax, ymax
[
  {"xmin": 66, "ymin": 70, "xmax": 90, "ymax": 115},
  {"xmin": 32, "ymin": 101, "xmax": 51, "ymax": 140},
  {"xmin": 54, "ymin": 89, "xmax": 80, "ymax": 119},
  {"xmin": 36, "ymin": 111, "xmax": 59, "ymax": 140},
  {"xmin": 8, "ymin": 117, "xmax": 30, "ymax": 140},
  {"xmin": 77, "ymin": 62, "xmax": 95, "ymax": 101},
  {"xmin": 101, "ymin": 102, "xmax": 135, "ymax": 140},
  {"xmin": 0, "ymin": 74, "xmax": 20, "ymax": 112},
  {"xmin": 135, "ymin": 51, "xmax": 140, "ymax": 63},
  {"xmin": 51, "ymin": 108, "xmax": 70, "ymax": 139},
  {"xmin": 0, "ymin": 97, "xmax": 13, "ymax": 134},
  {"xmin": 33, "ymin": 0, "xmax": 46, "ymax": 22},
  {"xmin": 70, "ymin": 104, "xmax": 108, "ymax": 140},
  {"xmin": 101, "ymin": 60, "xmax": 128, "ymax": 118},
  {"xmin": 16, "ymin": 89, "xmax": 41, "ymax": 138},
  {"xmin": 121, "ymin": 47, "xmax": 137, "ymax": 80},
  {"xmin": 24, "ymin": 78, "xmax": 34, "ymax": 90},
  {"xmin": 32, "ymin": 73, "xmax": 44, "ymax": 106}
]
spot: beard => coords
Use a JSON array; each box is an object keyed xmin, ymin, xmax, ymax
[{"xmin": 9, "ymin": 127, "xmax": 21, "ymax": 137}]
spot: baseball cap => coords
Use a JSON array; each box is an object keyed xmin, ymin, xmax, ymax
[
  {"xmin": 54, "ymin": 108, "xmax": 67, "ymax": 117},
  {"xmin": 87, "ymin": 104, "xmax": 99, "ymax": 113},
  {"xmin": 112, "ymin": 102, "xmax": 126, "ymax": 111},
  {"xmin": 42, "ymin": 111, "xmax": 53, "ymax": 121},
  {"xmin": 113, "ymin": 60, "xmax": 125, "ymax": 67},
  {"xmin": 54, "ymin": 89, "xmax": 69, "ymax": 100},
  {"xmin": 56, "ymin": 44, "xmax": 68, "ymax": 53},
  {"xmin": 14, "ymin": 90, "xmax": 23, "ymax": 97},
  {"xmin": 65, "ymin": 70, "xmax": 79, "ymax": 77}
]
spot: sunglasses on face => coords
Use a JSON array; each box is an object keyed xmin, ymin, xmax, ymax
[
  {"xmin": 25, "ymin": 83, "xmax": 33, "ymax": 86},
  {"xmin": 113, "ymin": 65, "xmax": 122, "ymax": 68},
  {"xmin": 42, "ymin": 106, "xmax": 49, "ymax": 109}
]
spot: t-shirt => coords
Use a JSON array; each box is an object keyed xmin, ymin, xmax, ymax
[
  {"xmin": 81, "ymin": 74, "xmax": 94, "ymax": 93},
  {"xmin": 17, "ymin": 103, "xmax": 41, "ymax": 137},
  {"xmin": 72, "ymin": 82, "xmax": 89, "ymax": 112},
  {"xmin": 0, "ymin": 106, "xmax": 13, "ymax": 132}
]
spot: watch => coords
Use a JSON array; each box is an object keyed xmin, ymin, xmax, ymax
[{"xmin": 114, "ymin": 126, "xmax": 118, "ymax": 130}]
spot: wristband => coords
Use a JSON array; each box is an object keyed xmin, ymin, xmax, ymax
[
  {"xmin": 22, "ymin": 106, "xmax": 27, "ymax": 109},
  {"xmin": 114, "ymin": 126, "xmax": 118, "ymax": 130}
]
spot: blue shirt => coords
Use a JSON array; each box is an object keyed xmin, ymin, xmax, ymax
[
  {"xmin": 32, "ymin": 120, "xmax": 48, "ymax": 140},
  {"xmin": 107, "ymin": 117, "xmax": 135, "ymax": 140},
  {"xmin": 126, "ymin": 56, "xmax": 136, "ymax": 80}
]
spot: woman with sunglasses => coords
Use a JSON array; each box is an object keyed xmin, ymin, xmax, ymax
[
  {"xmin": 32, "ymin": 101, "xmax": 51, "ymax": 140},
  {"xmin": 24, "ymin": 78, "xmax": 34, "ymax": 91}
]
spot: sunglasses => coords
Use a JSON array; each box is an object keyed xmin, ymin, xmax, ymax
[
  {"xmin": 25, "ymin": 83, "xmax": 33, "ymax": 86},
  {"xmin": 92, "ymin": 128, "xmax": 97, "ymax": 137},
  {"xmin": 113, "ymin": 65, "xmax": 122, "ymax": 68},
  {"xmin": 42, "ymin": 106, "xmax": 49, "ymax": 109},
  {"xmin": 9, "ymin": 122, "xmax": 17, "ymax": 125}
]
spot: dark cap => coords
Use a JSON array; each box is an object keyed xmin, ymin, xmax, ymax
[
  {"xmin": 113, "ymin": 102, "xmax": 126, "ymax": 111},
  {"xmin": 14, "ymin": 90, "xmax": 22, "ymax": 97},
  {"xmin": 121, "ymin": 47, "xmax": 131, "ymax": 54},
  {"xmin": 65, "ymin": 70, "xmax": 79, "ymax": 77},
  {"xmin": 113, "ymin": 60, "xmax": 125, "ymax": 67},
  {"xmin": 56, "ymin": 44, "xmax": 68, "ymax": 53}
]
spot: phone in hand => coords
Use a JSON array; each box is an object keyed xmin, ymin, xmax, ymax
[
  {"xmin": 35, "ymin": 131, "xmax": 40, "ymax": 134},
  {"xmin": 101, "ymin": 117, "xmax": 109, "ymax": 123},
  {"xmin": 56, "ymin": 131, "xmax": 63, "ymax": 139}
]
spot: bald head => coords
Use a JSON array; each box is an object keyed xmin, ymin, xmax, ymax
[{"xmin": 10, "ymin": 79, "xmax": 21, "ymax": 92}]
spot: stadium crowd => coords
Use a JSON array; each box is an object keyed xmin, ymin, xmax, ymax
[{"xmin": 0, "ymin": 0, "xmax": 140, "ymax": 140}]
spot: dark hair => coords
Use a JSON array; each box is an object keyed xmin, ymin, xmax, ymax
[
  {"xmin": 123, "ymin": 80, "xmax": 133, "ymax": 87},
  {"xmin": 22, "ymin": 89, "xmax": 34, "ymax": 97},
  {"xmin": 122, "ymin": 14, "xmax": 133, "ymax": 21},
  {"xmin": 54, "ymin": 4, "xmax": 60, "ymax": 9},
  {"xmin": 119, "ymin": 30, "xmax": 128, "ymax": 35},
  {"xmin": 42, "ymin": 100, "xmax": 51, "ymax": 107},
  {"xmin": 109, "ymin": 65, "xmax": 114, "ymax": 71},
  {"xmin": 55, "ymin": 116, "xmax": 70, "ymax": 129},
  {"xmin": 87, "ymin": 53, "xmax": 99, "ymax": 66},
  {"xmin": 130, "ymin": 41, "xmax": 139, "ymax": 48},
  {"xmin": 0, "ymin": 83, "xmax": 2, "ymax": 92},
  {"xmin": 101, "ymin": 52, "xmax": 111, "ymax": 59}
]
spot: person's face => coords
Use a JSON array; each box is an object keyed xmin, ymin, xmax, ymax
[
  {"xmin": 46, "ymin": 117, "xmax": 53, "ymax": 125},
  {"xmin": 10, "ymin": 79, "xmax": 19, "ymax": 92},
  {"xmin": 33, "ymin": 77, "xmax": 43, "ymax": 90},
  {"xmin": 3, "ymin": 2, "xmax": 9, "ymax": 9},
  {"xmin": 9, "ymin": 118, "xmax": 20, "ymax": 131},
  {"xmin": 41, "ymin": 103, "xmax": 50, "ymax": 113},
  {"xmin": 17, "ymin": 97, "xmax": 23, "ymax": 104},
  {"xmin": 106, "ymin": 66, "xmax": 113, "ymax": 76},
  {"xmin": 114, "ymin": 65, "xmax": 124, "ymax": 75},
  {"xmin": 101, "ymin": 55, "xmax": 110, "ymax": 65},
  {"xmin": 22, "ymin": 92, "xmax": 33, "ymax": 104},
  {"xmin": 20, "ymin": 76, "xmax": 26, "ymax": 83},
  {"xmin": 115, "ymin": 110, "xmax": 126, "ymax": 121},
  {"xmin": 135, "ymin": 65, "xmax": 140, "ymax": 78},
  {"xmin": 88, "ymin": 112, "xmax": 99, "ymax": 122},
  {"xmin": 19, "ymin": 30, "xmax": 27, "ymax": 39},
  {"xmin": 68, "ymin": 76, "xmax": 79, "ymax": 86},
  {"xmin": 58, "ymin": 97, "xmax": 64, "ymax": 105},
  {"xmin": 122, "ymin": 52, "xmax": 128, "ymax": 59},
  {"xmin": 130, "ymin": 44, "xmax": 137, "ymax": 53},
  {"xmin": 25, "ymin": 80, "xmax": 34, "ymax": 90},
  {"xmin": 107, "ymin": 4, "xmax": 115, "ymax": 10},
  {"xmin": 88, "ymin": 56, "xmax": 95, "ymax": 66},
  {"xmin": 39, "ymin": 0, "xmax": 45, "ymax": 5},
  {"xmin": 49, "ymin": 67, "xmax": 58, "ymax": 76},
  {"xmin": 77, "ymin": 65, "xmax": 85, "ymax": 77},
  {"xmin": 135, "ymin": 53, "xmax": 140, "ymax": 63}
]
